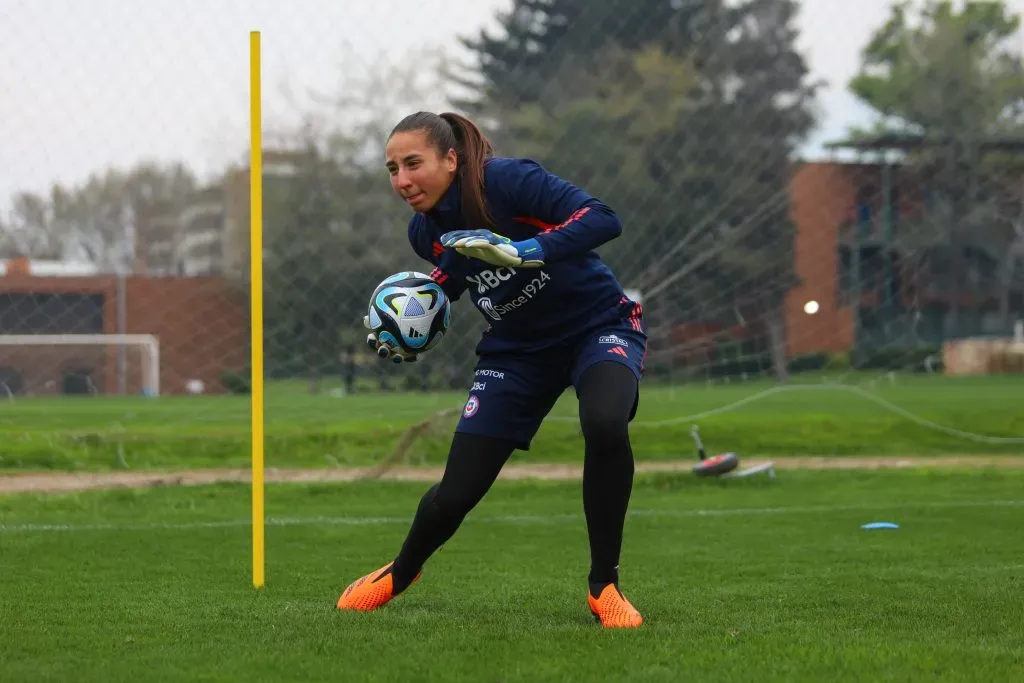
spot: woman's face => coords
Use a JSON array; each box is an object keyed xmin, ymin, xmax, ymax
[{"xmin": 385, "ymin": 130, "xmax": 457, "ymax": 212}]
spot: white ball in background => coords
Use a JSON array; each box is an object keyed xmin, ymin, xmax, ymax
[
  {"xmin": 186, "ymin": 379, "xmax": 205, "ymax": 394},
  {"xmin": 803, "ymin": 300, "xmax": 819, "ymax": 315}
]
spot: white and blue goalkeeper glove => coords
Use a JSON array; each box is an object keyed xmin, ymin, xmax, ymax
[
  {"xmin": 363, "ymin": 315, "xmax": 417, "ymax": 364},
  {"xmin": 440, "ymin": 230, "xmax": 545, "ymax": 268}
]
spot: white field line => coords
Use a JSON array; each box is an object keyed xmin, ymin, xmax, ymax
[{"xmin": 2, "ymin": 499, "xmax": 1023, "ymax": 534}]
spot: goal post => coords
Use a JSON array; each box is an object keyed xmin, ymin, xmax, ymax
[{"xmin": 0, "ymin": 334, "xmax": 161, "ymax": 397}]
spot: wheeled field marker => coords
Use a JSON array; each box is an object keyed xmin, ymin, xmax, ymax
[
  {"xmin": 689, "ymin": 425, "xmax": 775, "ymax": 479},
  {"xmin": 690, "ymin": 425, "xmax": 740, "ymax": 476}
]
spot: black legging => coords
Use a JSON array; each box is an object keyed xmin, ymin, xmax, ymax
[{"xmin": 390, "ymin": 361, "xmax": 638, "ymax": 592}]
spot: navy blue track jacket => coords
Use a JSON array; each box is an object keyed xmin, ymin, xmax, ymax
[{"xmin": 408, "ymin": 157, "xmax": 637, "ymax": 355}]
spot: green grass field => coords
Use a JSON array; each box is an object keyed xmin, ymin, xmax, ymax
[
  {"xmin": 2, "ymin": 470, "xmax": 1023, "ymax": 682},
  {"xmin": 0, "ymin": 373, "xmax": 1021, "ymax": 472}
]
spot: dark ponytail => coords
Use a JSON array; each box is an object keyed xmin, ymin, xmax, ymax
[
  {"xmin": 389, "ymin": 111, "xmax": 495, "ymax": 228},
  {"xmin": 439, "ymin": 112, "xmax": 494, "ymax": 229}
]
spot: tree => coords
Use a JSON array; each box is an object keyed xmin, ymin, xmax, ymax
[
  {"xmin": 460, "ymin": 0, "xmax": 819, "ymax": 380},
  {"xmin": 850, "ymin": 0, "xmax": 1024, "ymax": 136},
  {"xmin": 263, "ymin": 141, "xmax": 354, "ymax": 391},
  {"xmin": 991, "ymin": 184, "xmax": 1024, "ymax": 325},
  {"xmin": 848, "ymin": 0, "xmax": 1024, "ymax": 333},
  {"xmin": 0, "ymin": 192, "xmax": 63, "ymax": 259},
  {"xmin": 0, "ymin": 162, "xmax": 197, "ymax": 271},
  {"xmin": 456, "ymin": 0, "xmax": 725, "ymax": 116}
]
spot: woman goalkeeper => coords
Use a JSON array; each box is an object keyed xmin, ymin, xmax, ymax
[{"xmin": 336, "ymin": 111, "xmax": 647, "ymax": 629}]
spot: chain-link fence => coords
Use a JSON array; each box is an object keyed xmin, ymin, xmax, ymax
[{"xmin": 2, "ymin": 1, "xmax": 1024, "ymax": 469}]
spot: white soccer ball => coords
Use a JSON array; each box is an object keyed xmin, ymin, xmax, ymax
[{"xmin": 367, "ymin": 271, "xmax": 451, "ymax": 355}]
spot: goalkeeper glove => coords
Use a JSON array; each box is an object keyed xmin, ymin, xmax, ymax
[
  {"xmin": 440, "ymin": 230, "xmax": 545, "ymax": 268},
  {"xmin": 363, "ymin": 315, "xmax": 417, "ymax": 364}
]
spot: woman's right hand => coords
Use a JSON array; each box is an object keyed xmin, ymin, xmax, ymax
[{"xmin": 363, "ymin": 315, "xmax": 417, "ymax": 364}]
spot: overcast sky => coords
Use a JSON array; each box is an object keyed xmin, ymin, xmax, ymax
[{"xmin": 3, "ymin": 0, "xmax": 1024, "ymax": 211}]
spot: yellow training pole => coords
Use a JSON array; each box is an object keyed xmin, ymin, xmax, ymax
[{"xmin": 249, "ymin": 30, "xmax": 266, "ymax": 589}]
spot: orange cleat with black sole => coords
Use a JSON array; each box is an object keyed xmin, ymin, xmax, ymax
[
  {"xmin": 336, "ymin": 562, "xmax": 420, "ymax": 612},
  {"xmin": 588, "ymin": 582, "xmax": 643, "ymax": 628}
]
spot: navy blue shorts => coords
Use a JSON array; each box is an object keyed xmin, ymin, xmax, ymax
[{"xmin": 455, "ymin": 311, "xmax": 647, "ymax": 451}]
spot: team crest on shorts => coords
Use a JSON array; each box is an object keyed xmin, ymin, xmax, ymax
[{"xmin": 463, "ymin": 394, "xmax": 480, "ymax": 418}]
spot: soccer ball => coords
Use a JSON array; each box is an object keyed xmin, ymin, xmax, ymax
[{"xmin": 367, "ymin": 271, "xmax": 451, "ymax": 356}]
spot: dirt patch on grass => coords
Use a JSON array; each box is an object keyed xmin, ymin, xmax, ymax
[{"xmin": 1, "ymin": 455, "xmax": 1022, "ymax": 494}]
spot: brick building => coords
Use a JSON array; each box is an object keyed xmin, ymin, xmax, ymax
[
  {"xmin": 784, "ymin": 156, "xmax": 1018, "ymax": 358},
  {"xmin": 0, "ymin": 258, "xmax": 248, "ymax": 396},
  {"xmin": 784, "ymin": 161, "xmax": 866, "ymax": 356}
]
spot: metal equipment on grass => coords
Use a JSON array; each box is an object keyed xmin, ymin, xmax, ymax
[{"xmin": 690, "ymin": 425, "xmax": 775, "ymax": 479}]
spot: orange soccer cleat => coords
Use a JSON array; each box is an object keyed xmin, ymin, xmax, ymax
[
  {"xmin": 336, "ymin": 562, "xmax": 420, "ymax": 612},
  {"xmin": 588, "ymin": 582, "xmax": 644, "ymax": 628}
]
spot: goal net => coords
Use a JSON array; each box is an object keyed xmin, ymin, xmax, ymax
[{"xmin": 0, "ymin": 334, "xmax": 160, "ymax": 398}]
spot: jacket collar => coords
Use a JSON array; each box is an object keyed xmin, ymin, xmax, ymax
[{"xmin": 427, "ymin": 175, "xmax": 461, "ymax": 218}]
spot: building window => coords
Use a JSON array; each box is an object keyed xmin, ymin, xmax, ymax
[
  {"xmin": 0, "ymin": 293, "xmax": 105, "ymax": 334},
  {"xmin": 837, "ymin": 245, "xmax": 881, "ymax": 305}
]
